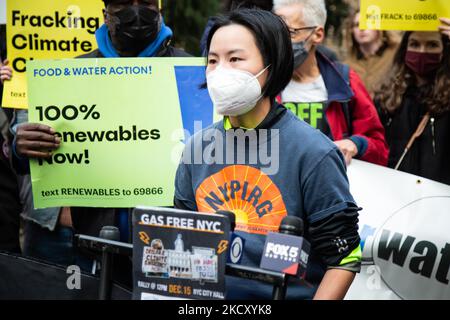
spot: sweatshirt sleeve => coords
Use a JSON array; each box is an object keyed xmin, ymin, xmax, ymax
[{"xmin": 302, "ymin": 147, "xmax": 361, "ymax": 270}]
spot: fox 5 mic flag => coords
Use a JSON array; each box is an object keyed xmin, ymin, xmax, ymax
[{"xmin": 260, "ymin": 232, "xmax": 310, "ymax": 278}]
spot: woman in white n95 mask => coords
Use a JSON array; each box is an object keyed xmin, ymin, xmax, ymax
[
  {"xmin": 174, "ymin": 9, "xmax": 362, "ymax": 300},
  {"xmin": 204, "ymin": 14, "xmax": 275, "ymax": 127}
]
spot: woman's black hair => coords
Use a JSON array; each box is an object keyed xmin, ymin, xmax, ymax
[{"xmin": 205, "ymin": 9, "xmax": 293, "ymax": 100}]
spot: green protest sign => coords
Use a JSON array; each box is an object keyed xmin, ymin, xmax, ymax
[{"xmin": 27, "ymin": 57, "xmax": 212, "ymax": 209}]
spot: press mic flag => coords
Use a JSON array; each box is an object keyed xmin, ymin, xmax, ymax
[
  {"xmin": 216, "ymin": 210, "xmax": 245, "ymax": 265},
  {"xmin": 260, "ymin": 216, "xmax": 310, "ymax": 277}
]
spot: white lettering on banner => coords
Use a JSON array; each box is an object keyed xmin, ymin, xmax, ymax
[
  {"xmin": 140, "ymin": 214, "xmax": 164, "ymax": 225},
  {"xmin": 166, "ymin": 216, "xmax": 194, "ymax": 229},
  {"xmin": 196, "ymin": 220, "xmax": 221, "ymax": 232},
  {"xmin": 140, "ymin": 214, "xmax": 222, "ymax": 232}
]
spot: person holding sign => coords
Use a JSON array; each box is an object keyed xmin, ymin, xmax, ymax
[
  {"xmin": 273, "ymin": 0, "xmax": 388, "ymax": 166},
  {"xmin": 375, "ymin": 28, "xmax": 450, "ymax": 185},
  {"xmin": 0, "ymin": 31, "xmax": 21, "ymax": 254},
  {"xmin": 0, "ymin": 61, "xmax": 12, "ymax": 86},
  {"xmin": 175, "ymin": 9, "xmax": 361, "ymax": 300},
  {"xmin": 81, "ymin": 0, "xmax": 189, "ymax": 59},
  {"xmin": 9, "ymin": 0, "xmax": 189, "ymax": 272},
  {"xmin": 0, "ymin": 106, "xmax": 21, "ymax": 254}
]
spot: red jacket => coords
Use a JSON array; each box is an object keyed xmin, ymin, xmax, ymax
[{"xmin": 280, "ymin": 53, "xmax": 389, "ymax": 166}]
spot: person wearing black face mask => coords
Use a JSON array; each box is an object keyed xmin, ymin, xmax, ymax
[
  {"xmin": 8, "ymin": 0, "xmax": 191, "ymax": 288},
  {"xmin": 375, "ymin": 30, "xmax": 450, "ymax": 185},
  {"xmin": 82, "ymin": 0, "xmax": 191, "ymax": 58},
  {"xmin": 274, "ymin": 0, "xmax": 388, "ymax": 167},
  {"xmin": 106, "ymin": 3, "xmax": 162, "ymax": 54}
]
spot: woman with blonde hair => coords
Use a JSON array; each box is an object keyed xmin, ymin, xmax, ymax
[{"xmin": 344, "ymin": 9, "xmax": 400, "ymax": 96}]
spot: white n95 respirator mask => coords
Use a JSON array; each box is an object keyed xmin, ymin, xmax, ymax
[{"xmin": 206, "ymin": 65, "xmax": 270, "ymax": 116}]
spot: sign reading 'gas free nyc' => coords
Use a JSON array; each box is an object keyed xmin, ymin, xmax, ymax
[
  {"xmin": 359, "ymin": 0, "xmax": 450, "ymax": 31},
  {"xmin": 2, "ymin": 0, "xmax": 103, "ymax": 109}
]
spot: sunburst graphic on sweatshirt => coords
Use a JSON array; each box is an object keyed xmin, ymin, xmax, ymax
[{"xmin": 195, "ymin": 165, "xmax": 287, "ymax": 235}]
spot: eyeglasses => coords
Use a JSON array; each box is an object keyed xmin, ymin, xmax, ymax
[{"xmin": 288, "ymin": 26, "xmax": 317, "ymax": 37}]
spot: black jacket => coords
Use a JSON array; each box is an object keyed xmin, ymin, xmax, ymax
[
  {"xmin": 0, "ymin": 109, "xmax": 21, "ymax": 253},
  {"xmin": 378, "ymin": 86, "xmax": 450, "ymax": 185},
  {"xmin": 71, "ymin": 42, "xmax": 191, "ymax": 239}
]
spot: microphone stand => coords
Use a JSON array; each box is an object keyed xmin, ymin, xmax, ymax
[{"xmin": 75, "ymin": 232, "xmax": 311, "ymax": 300}]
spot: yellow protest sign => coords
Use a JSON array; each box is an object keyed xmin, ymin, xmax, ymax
[
  {"xmin": 359, "ymin": 0, "xmax": 450, "ymax": 31},
  {"xmin": 2, "ymin": 0, "xmax": 104, "ymax": 109}
]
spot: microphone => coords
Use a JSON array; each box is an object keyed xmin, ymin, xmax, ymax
[
  {"xmin": 279, "ymin": 216, "xmax": 304, "ymax": 236},
  {"xmin": 218, "ymin": 210, "xmax": 236, "ymax": 232},
  {"xmin": 217, "ymin": 210, "xmax": 245, "ymax": 264},
  {"xmin": 260, "ymin": 216, "xmax": 310, "ymax": 278}
]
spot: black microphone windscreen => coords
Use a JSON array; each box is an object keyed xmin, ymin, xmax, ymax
[
  {"xmin": 216, "ymin": 210, "xmax": 236, "ymax": 232},
  {"xmin": 99, "ymin": 226, "xmax": 120, "ymax": 241},
  {"xmin": 279, "ymin": 216, "xmax": 304, "ymax": 236}
]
